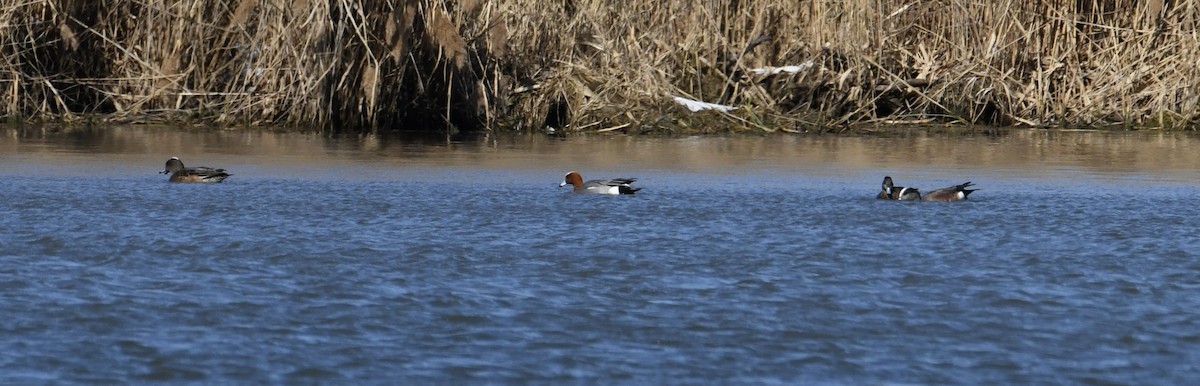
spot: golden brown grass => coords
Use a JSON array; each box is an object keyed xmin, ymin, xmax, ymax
[{"xmin": 1, "ymin": 0, "xmax": 1197, "ymax": 133}]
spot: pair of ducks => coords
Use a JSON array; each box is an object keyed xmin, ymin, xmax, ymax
[
  {"xmin": 159, "ymin": 159, "xmax": 631, "ymax": 192},
  {"xmin": 160, "ymin": 160, "xmax": 631, "ymax": 195},
  {"xmin": 162, "ymin": 159, "xmax": 975, "ymax": 202},
  {"xmin": 876, "ymin": 176, "xmax": 976, "ymax": 202},
  {"xmin": 160, "ymin": 159, "xmax": 645, "ymax": 195},
  {"xmin": 560, "ymin": 172, "xmax": 979, "ymax": 202}
]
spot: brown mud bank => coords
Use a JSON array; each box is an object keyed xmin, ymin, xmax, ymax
[{"xmin": 1, "ymin": 1, "xmax": 1196, "ymax": 134}]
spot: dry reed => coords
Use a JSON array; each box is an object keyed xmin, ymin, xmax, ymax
[{"xmin": 0, "ymin": 0, "xmax": 1196, "ymax": 133}]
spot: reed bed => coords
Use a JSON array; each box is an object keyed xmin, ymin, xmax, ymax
[{"xmin": 1, "ymin": 0, "xmax": 1196, "ymax": 133}]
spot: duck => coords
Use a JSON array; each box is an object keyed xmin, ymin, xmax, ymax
[
  {"xmin": 876, "ymin": 176, "xmax": 921, "ymax": 201},
  {"xmin": 160, "ymin": 157, "xmax": 231, "ymax": 183},
  {"xmin": 560, "ymin": 171, "xmax": 640, "ymax": 195},
  {"xmin": 921, "ymin": 181, "xmax": 976, "ymax": 202}
]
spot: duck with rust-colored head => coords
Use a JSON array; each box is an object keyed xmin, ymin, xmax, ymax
[
  {"xmin": 161, "ymin": 157, "xmax": 231, "ymax": 183},
  {"xmin": 560, "ymin": 171, "xmax": 640, "ymax": 195}
]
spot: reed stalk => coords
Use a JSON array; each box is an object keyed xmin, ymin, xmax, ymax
[{"xmin": 0, "ymin": 0, "xmax": 1195, "ymax": 132}]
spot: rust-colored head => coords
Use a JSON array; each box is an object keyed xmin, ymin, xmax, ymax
[{"xmin": 560, "ymin": 171, "xmax": 583, "ymax": 189}]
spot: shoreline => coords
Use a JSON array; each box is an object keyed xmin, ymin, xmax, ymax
[{"xmin": 3, "ymin": 119, "xmax": 1193, "ymax": 140}]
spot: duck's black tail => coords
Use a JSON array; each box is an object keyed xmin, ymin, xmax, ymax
[{"xmin": 958, "ymin": 182, "xmax": 977, "ymax": 197}]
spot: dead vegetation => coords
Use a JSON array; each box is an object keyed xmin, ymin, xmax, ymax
[{"xmin": 1, "ymin": 0, "xmax": 1197, "ymax": 133}]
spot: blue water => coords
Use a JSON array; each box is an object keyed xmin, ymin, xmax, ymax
[{"xmin": 1, "ymin": 129, "xmax": 1199, "ymax": 384}]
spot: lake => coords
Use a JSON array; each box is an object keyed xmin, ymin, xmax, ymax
[{"xmin": 1, "ymin": 126, "xmax": 1198, "ymax": 384}]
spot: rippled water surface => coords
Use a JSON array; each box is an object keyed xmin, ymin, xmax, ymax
[{"xmin": 2, "ymin": 127, "xmax": 1199, "ymax": 384}]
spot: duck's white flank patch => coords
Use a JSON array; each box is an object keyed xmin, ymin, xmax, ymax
[
  {"xmin": 586, "ymin": 186, "xmax": 620, "ymax": 195},
  {"xmin": 956, "ymin": 191, "xmax": 965, "ymax": 199}
]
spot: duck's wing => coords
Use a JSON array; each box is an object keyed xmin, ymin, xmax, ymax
[
  {"xmin": 190, "ymin": 166, "xmax": 226, "ymax": 174},
  {"xmin": 583, "ymin": 178, "xmax": 636, "ymax": 187},
  {"xmin": 190, "ymin": 166, "xmax": 232, "ymax": 181},
  {"xmin": 603, "ymin": 177, "xmax": 636, "ymax": 186}
]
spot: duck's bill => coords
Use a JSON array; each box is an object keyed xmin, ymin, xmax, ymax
[{"xmin": 559, "ymin": 182, "xmax": 567, "ymax": 187}]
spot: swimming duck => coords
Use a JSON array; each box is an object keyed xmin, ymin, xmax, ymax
[
  {"xmin": 160, "ymin": 157, "xmax": 231, "ymax": 183},
  {"xmin": 920, "ymin": 181, "xmax": 976, "ymax": 202},
  {"xmin": 560, "ymin": 171, "xmax": 640, "ymax": 195}
]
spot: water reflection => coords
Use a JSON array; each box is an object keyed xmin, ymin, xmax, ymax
[{"xmin": 2, "ymin": 125, "xmax": 1199, "ymax": 181}]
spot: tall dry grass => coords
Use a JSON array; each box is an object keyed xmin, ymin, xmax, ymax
[
  {"xmin": 1, "ymin": 0, "xmax": 1197, "ymax": 133},
  {"xmin": 503, "ymin": 0, "xmax": 1198, "ymax": 132},
  {"xmin": 1, "ymin": 0, "xmax": 501, "ymax": 133}
]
